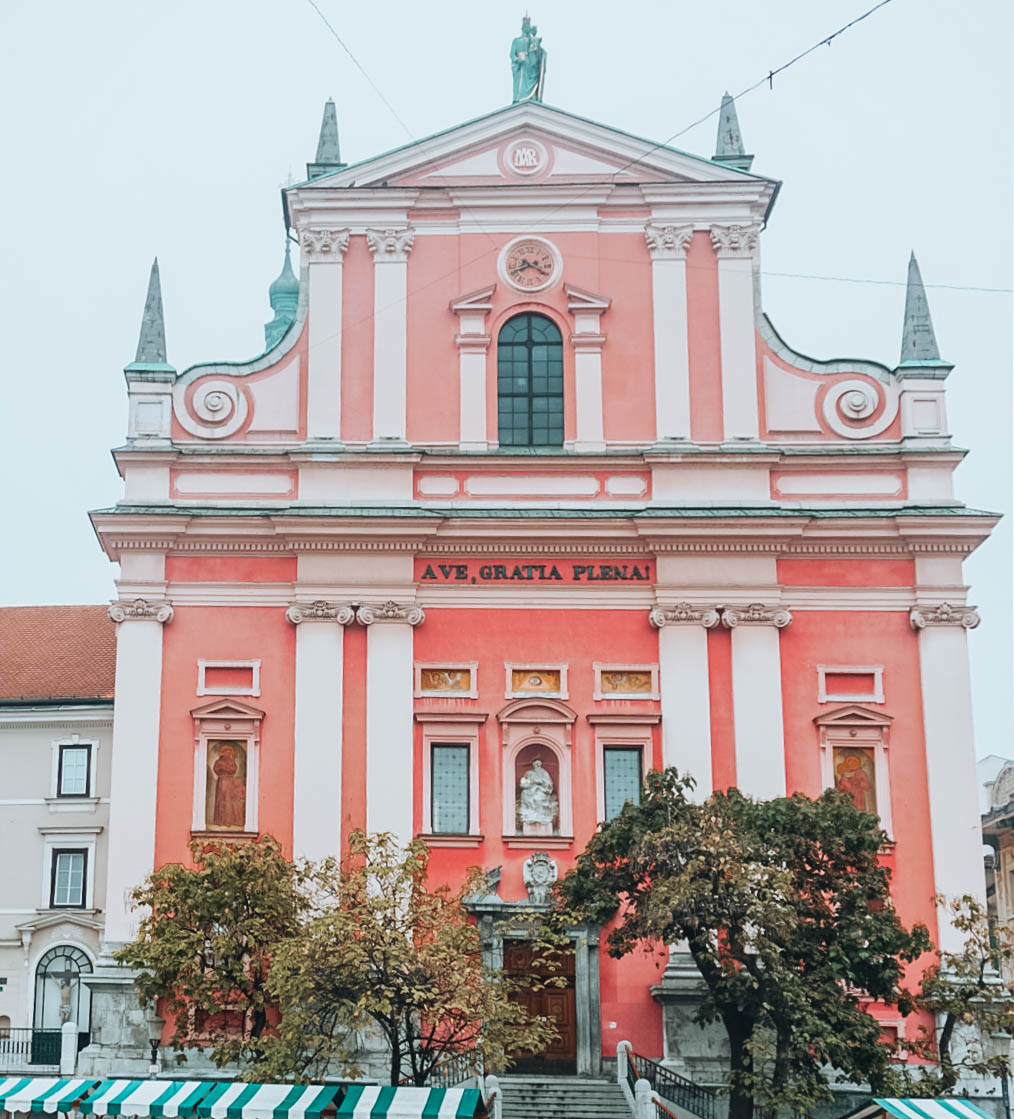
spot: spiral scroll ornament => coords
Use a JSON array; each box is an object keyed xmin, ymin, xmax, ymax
[
  {"xmin": 821, "ymin": 378, "xmax": 898, "ymax": 439},
  {"xmin": 173, "ymin": 378, "xmax": 251, "ymax": 439}
]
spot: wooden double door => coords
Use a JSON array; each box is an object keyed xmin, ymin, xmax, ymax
[{"xmin": 503, "ymin": 939, "xmax": 577, "ymax": 1075}]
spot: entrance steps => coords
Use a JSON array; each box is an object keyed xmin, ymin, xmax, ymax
[{"xmin": 499, "ymin": 1076, "xmax": 630, "ymax": 1119}]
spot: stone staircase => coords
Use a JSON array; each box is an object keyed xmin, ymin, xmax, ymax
[{"xmin": 499, "ymin": 1076, "xmax": 630, "ymax": 1119}]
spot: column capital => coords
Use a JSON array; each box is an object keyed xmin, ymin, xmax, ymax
[
  {"xmin": 108, "ymin": 598, "xmax": 173, "ymax": 624},
  {"xmin": 650, "ymin": 603, "xmax": 721, "ymax": 629},
  {"xmin": 910, "ymin": 602, "xmax": 981, "ymax": 630},
  {"xmin": 357, "ymin": 600, "xmax": 425, "ymax": 626},
  {"xmin": 299, "ymin": 226, "xmax": 350, "ymax": 261},
  {"xmin": 286, "ymin": 600, "xmax": 356, "ymax": 625},
  {"xmin": 721, "ymin": 603, "xmax": 792, "ymax": 629},
  {"xmin": 366, "ymin": 226, "xmax": 416, "ymax": 262},
  {"xmin": 644, "ymin": 223, "xmax": 694, "ymax": 261},
  {"xmin": 709, "ymin": 223, "xmax": 760, "ymax": 258}
]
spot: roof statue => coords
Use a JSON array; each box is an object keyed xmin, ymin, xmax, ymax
[
  {"xmin": 899, "ymin": 252, "xmax": 942, "ymax": 364},
  {"xmin": 264, "ymin": 239, "xmax": 299, "ymax": 350},
  {"xmin": 133, "ymin": 257, "xmax": 167, "ymax": 364},
  {"xmin": 712, "ymin": 92, "xmax": 754, "ymax": 173},
  {"xmin": 510, "ymin": 16, "xmax": 546, "ymax": 104},
  {"xmin": 306, "ymin": 99, "xmax": 345, "ymax": 180}
]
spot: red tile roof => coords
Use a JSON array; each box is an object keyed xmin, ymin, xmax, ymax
[{"xmin": 0, "ymin": 606, "xmax": 116, "ymax": 702}]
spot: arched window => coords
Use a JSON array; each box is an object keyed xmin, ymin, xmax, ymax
[
  {"xmin": 34, "ymin": 945, "xmax": 92, "ymax": 1031},
  {"xmin": 497, "ymin": 313, "xmax": 563, "ymax": 447}
]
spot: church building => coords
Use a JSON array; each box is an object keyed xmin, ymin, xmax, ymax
[{"xmin": 84, "ymin": 42, "xmax": 996, "ymax": 1079}]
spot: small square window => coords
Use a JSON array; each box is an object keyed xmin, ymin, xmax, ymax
[
  {"xmin": 603, "ymin": 748, "xmax": 642, "ymax": 821},
  {"xmin": 58, "ymin": 745, "xmax": 91, "ymax": 797},
  {"xmin": 431, "ymin": 745, "xmax": 470, "ymax": 835},
  {"xmin": 50, "ymin": 850, "xmax": 87, "ymax": 908}
]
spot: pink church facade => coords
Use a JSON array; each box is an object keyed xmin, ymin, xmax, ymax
[{"xmin": 88, "ymin": 98, "xmax": 995, "ymax": 1076}]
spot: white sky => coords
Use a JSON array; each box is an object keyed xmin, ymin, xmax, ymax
[{"xmin": 0, "ymin": 0, "xmax": 1010, "ymax": 751}]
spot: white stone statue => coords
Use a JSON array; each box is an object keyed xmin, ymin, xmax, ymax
[{"xmin": 519, "ymin": 758, "xmax": 558, "ymax": 835}]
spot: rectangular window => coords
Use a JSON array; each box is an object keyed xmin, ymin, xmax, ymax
[
  {"xmin": 57, "ymin": 744, "xmax": 91, "ymax": 797},
  {"xmin": 50, "ymin": 849, "xmax": 87, "ymax": 908},
  {"xmin": 431, "ymin": 745, "xmax": 470, "ymax": 834},
  {"xmin": 603, "ymin": 747, "xmax": 642, "ymax": 821}
]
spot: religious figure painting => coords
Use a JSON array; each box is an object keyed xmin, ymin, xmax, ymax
[
  {"xmin": 206, "ymin": 739, "xmax": 247, "ymax": 830},
  {"xmin": 601, "ymin": 670, "xmax": 653, "ymax": 695},
  {"xmin": 420, "ymin": 667, "xmax": 471, "ymax": 693},
  {"xmin": 833, "ymin": 747, "xmax": 877, "ymax": 815},
  {"xmin": 511, "ymin": 668, "xmax": 561, "ymax": 695},
  {"xmin": 515, "ymin": 744, "xmax": 560, "ymax": 835}
]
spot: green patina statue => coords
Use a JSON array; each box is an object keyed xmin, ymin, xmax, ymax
[{"xmin": 510, "ymin": 16, "xmax": 546, "ymax": 103}]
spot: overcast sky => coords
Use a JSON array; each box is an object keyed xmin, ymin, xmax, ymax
[{"xmin": 0, "ymin": 0, "xmax": 1010, "ymax": 750}]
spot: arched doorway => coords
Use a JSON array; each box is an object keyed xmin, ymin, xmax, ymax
[{"xmin": 34, "ymin": 945, "xmax": 92, "ymax": 1034}]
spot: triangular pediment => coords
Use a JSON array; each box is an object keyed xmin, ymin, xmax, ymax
[
  {"xmin": 813, "ymin": 704, "xmax": 893, "ymax": 729},
  {"xmin": 16, "ymin": 911, "xmax": 104, "ymax": 935},
  {"xmin": 190, "ymin": 697, "xmax": 265, "ymax": 721}
]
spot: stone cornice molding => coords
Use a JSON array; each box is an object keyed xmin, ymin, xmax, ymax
[
  {"xmin": 644, "ymin": 223, "xmax": 694, "ymax": 261},
  {"xmin": 286, "ymin": 600, "xmax": 355, "ymax": 625},
  {"xmin": 721, "ymin": 603, "xmax": 792, "ymax": 628},
  {"xmin": 365, "ymin": 227, "xmax": 416, "ymax": 262},
  {"xmin": 108, "ymin": 598, "xmax": 174, "ymax": 624},
  {"xmin": 710, "ymin": 223, "xmax": 760, "ymax": 258},
  {"xmin": 909, "ymin": 602, "xmax": 980, "ymax": 630},
  {"xmin": 300, "ymin": 227, "xmax": 350, "ymax": 261},
  {"xmin": 649, "ymin": 603, "xmax": 721, "ymax": 628},
  {"xmin": 356, "ymin": 600, "xmax": 425, "ymax": 626}
]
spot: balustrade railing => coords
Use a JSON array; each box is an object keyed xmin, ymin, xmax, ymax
[
  {"xmin": 625, "ymin": 1046, "xmax": 718, "ymax": 1119},
  {"xmin": 0, "ymin": 1027, "xmax": 62, "ymax": 1070}
]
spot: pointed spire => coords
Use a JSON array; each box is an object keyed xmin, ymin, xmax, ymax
[
  {"xmin": 264, "ymin": 239, "xmax": 300, "ymax": 350},
  {"xmin": 900, "ymin": 252, "xmax": 942, "ymax": 364},
  {"xmin": 306, "ymin": 99, "xmax": 346, "ymax": 180},
  {"xmin": 712, "ymin": 92, "xmax": 754, "ymax": 173},
  {"xmin": 134, "ymin": 258, "xmax": 167, "ymax": 364}
]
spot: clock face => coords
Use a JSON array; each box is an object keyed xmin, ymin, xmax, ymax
[{"xmin": 503, "ymin": 239, "xmax": 558, "ymax": 291}]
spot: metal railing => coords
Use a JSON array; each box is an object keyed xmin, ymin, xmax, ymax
[
  {"xmin": 627, "ymin": 1047, "xmax": 719, "ymax": 1119},
  {"xmin": 427, "ymin": 1049, "xmax": 483, "ymax": 1089},
  {"xmin": 0, "ymin": 1028, "xmax": 62, "ymax": 1071}
]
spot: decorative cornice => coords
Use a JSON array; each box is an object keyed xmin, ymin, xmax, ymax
[
  {"xmin": 108, "ymin": 598, "xmax": 174, "ymax": 624},
  {"xmin": 644, "ymin": 223, "xmax": 694, "ymax": 261},
  {"xmin": 709, "ymin": 223, "xmax": 760, "ymax": 258},
  {"xmin": 286, "ymin": 600, "xmax": 355, "ymax": 625},
  {"xmin": 910, "ymin": 602, "xmax": 981, "ymax": 630},
  {"xmin": 356, "ymin": 600, "xmax": 425, "ymax": 626},
  {"xmin": 649, "ymin": 603, "xmax": 721, "ymax": 628},
  {"xmin": 365, "ymin": 227, "xmax": 416, "ymax": 262},
  {"xmin": 299, "ymin": 227, "xmax": 350, "ymax": 261},
  {"xmin": 721, "ymin": 603, "xmax": 792, "ymax": 628}
]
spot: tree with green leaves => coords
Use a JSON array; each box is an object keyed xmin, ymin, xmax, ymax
[
  {"xmin": 257, "ymin": 831, "xmax": 559, "ymax": 1085},
  {"xmin": 116, "ymin": 835, "xmax": 306, "ymax": 1068},
  {"xmin": 557, "ymin": 769, "xmax": 930, "ymax": 1119}
]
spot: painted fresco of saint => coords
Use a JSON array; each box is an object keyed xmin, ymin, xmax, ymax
[
  {"xmin": 834, "ymin": 749, "xmax": 876, "ymax": 814},
  {"xmin": 207, "ymin": 741, "xmax": 246, "ymax": 829}
]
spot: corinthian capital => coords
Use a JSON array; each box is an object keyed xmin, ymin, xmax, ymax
[
  {"xmin": 108, "ymin": 598, "xmax": 174, "ymax": 624},
  {"xmin": 910, "ymin": 602, "xmax": 981, "ymax": 630},
  {"xmin": 721, "ymin": 603, "xmax": 792, "ymax": 629},
  {"xmin": 644, "ymin": 223, "xmax": 694, "ymax": 261},
  {"xmin": 299, "ymin": 227, "xmax": 350, "ymax": 261},
  {"xmin": 649, "ymin": 603, "xmax": 721, "ymax": 629},
  {"xmin": 365, "ymin": 227, "xmax": 416, "ymax": 262},
  {"xmin": 357, "ymin": 601, "xmax": 425, "ymax": 626},
  {"xmin": 286, "ymin": 601, "xmax": 356, "ymax": 625},
  {"xmin": 709, "ymin": 223, "xmax": 760, "ymax": 258}
]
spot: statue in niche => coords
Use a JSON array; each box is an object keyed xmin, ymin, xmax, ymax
[
  {"xmin": 207, "ymin": 741, "xmax": 247, "ymax": 829},
  {"xmin": 518, "ymin": 758, "xmax": 558, "ymax": 835},
  {"xmin": 834, "ymin": 749, "xmax": 876, "ymax": 814}
]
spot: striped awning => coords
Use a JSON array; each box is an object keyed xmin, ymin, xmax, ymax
[
  {"xmin": 336, "ymin": 1086, "xmax": 485, "ymax": 1119},
  {"xmin": 197, "ymin": 1084, "xmax": 342, "ymax": 1119},
  {"xmin": 0, "ymin": 1078, "xmax": 101, "ymax": 1114},
  {"xmin": 849, "ymin": 1100, "xmax": 994, "ymax": 1119},
  {"xmin": 80, "ymin": 1081, "xmax": 219, "ymax": 1118}
]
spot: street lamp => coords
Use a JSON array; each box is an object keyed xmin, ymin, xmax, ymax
[
  {"xmin": 146, "ymin": 1009, "xmax": 164, "ymax": 1081},
  {"xmin": 986, "ymin": 1031, "xmax": 1012, "ymax": 1119}
]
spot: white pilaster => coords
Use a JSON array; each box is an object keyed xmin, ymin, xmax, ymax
[
  {"xmin": 644, "ymin": 225, "xmax": 693, "ymax": 441},
  {"xmin": 359, "ymin": 600, "xmax": 424, "ymax": 848},
  {"xmin": 451, "ymin": 286, "xmax": 495, "ymax": 450},
  {"xmin": 367, "ymin": 227, "xmax": 415, "ymax": 442},
  {"xmin": 103, "ymin": 598, "xmax": 173, "ymax": 945},
  {"xmin": 650, "ymin": 603, "xmax": 721, "ymax": 800},
  {"xmin": 567, "ymin": 285, "xmax": 610, "ymax": 452},
  {"xmin": 711, "ymin": 225, "xmax": 760, "ymax": 441},
  {"xmin": 910, "ymin": 602, "xmax": 985, "ymax": 951},
  {"xmin": 287, "ymin": 601, "xmax": 354, "ymax": 862},
  {"xmin": 301, "ymin": 227, "xmax": 349, "ymax": 441},
  {"xmin": 723, "ymin": 604, "xmax": 791, "ymax": 799}
]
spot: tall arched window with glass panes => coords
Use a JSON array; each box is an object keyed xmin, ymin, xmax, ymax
[{"xmin": 497, "ymin": 313, "xmax": 564, "ymax": 447}]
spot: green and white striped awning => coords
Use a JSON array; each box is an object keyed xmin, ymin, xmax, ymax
[
  {"xmin": 79, "ymin": 1081, "xmax": 218, "ymax": 1118},
  {"xmin": 0, "ymin": 1078, "xmax": 101, "ymax": 1114},
  {"xmin": 849, "ymin": 1100, "xmax": 994, "ymax": 1119},
  {"xmin": 196, "ymin": 1084, "xmax": 342, "ymax": 1119},
  {"xmin": 336, "ymin": 1086, "xmax": 485, "ymax": 1119}
]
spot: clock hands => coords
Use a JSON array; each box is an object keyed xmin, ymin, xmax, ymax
[{"xmin": 517, "ymin": 257, "xmax": 551, "ymax": 276}]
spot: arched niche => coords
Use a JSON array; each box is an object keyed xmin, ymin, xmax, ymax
[{"xmin": 498, "ymin": 698, "xmax": 576, "ymax": 840}]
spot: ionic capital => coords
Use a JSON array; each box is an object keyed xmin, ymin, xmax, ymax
[
  {"xmin": 910, "ymin": 602, "xmax": 981, "ymax": 630},
  {"xmin": 286, "ymin": 601, "xmax": 356, "ymax": 625},
  {"xmin": 649, "ymin": 603, "xmax": 721, "ymax": 629},
  {"xmin": 299, "ymin": 227, "xmax": 350, "ymax": 261},
  {"xmin": 709, "ymin": 223, "xmax": 760, "ymax": 258},
  {"xmin": 366, "ymin": 226, "xmax": 416, "ymax": 262},
  {"xmin": 721, "ymin": 603, "xmax": 792, "ymax": 629},
  {"xmin": 108, "ymin": 598, "xmax": 174, "ymax": 625},
  {"xmin": 356, "ymin": 601, "xmax": 425, "ymax": 626},
  {"xmin": 644, "ymin": 223, "xmax": 694, "ymax": 261}
]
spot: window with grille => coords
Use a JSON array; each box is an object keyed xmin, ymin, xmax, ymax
[
  {"xmin": 497, "ymin": 313, "xmax": 564, "ymax": 447},
  {"xmin": 431, "ymin": 744, "xmax": 470, "ymax": 834},
  {"xmin": 603, "ymin": 747, "xmax": 643, "ymax": 821},
  {"xmin": 58, "ymin": 744, "xmax": 91, "ymax": 797},
  {"xmin": 50, "ymin": 850, "xmax": 87, "ymax": 908}
]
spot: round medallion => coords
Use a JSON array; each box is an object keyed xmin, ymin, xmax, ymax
[
  {"xmin": 499, "ymin": 236, "xmax": 561, "ymax": 293},
  {"xmin": 504, "ymin": 138, "xmax": 548, "ymax": 176}
]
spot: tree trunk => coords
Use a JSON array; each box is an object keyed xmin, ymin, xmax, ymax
[
  {"xmin": 727, "ymin": 1027, "xmax": 754, "ymax": 1119},
  {"xmin": 389, "ymin": 1033, "xmax": 402, "ymax": 1086},
  {"xmin": 937, "ymin": 1012, "xmax": 958, "ymax": 1094}
]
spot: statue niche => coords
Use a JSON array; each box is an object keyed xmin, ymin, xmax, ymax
[
  {"xmin": 206, "ymin": 739, "xmax": 247, "ymax": 830},
  {"xmin": 515, "ymin": 743, "xmax": 559, "ymax": 836}
]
